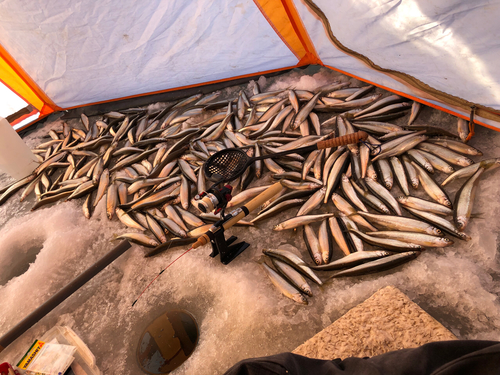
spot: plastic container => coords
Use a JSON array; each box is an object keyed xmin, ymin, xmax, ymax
[
  {"xmin": 39, "ymin": 327, "xmax": 100, "ymax": 375},
  {"xmin": 0, "ymin": 117, "xmax": 38, "ymax": 179}
]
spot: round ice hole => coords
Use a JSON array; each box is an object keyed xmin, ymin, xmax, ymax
[
  {"xmin": 0, "ymin": 242, "xmax": 43, "ymax": 286},
  {"xmin": 137, "ymin": 309, "xmax": 199, "ymax": 374}
]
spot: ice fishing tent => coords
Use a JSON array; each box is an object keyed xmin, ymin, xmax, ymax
[{"xmin": 1, "ymin": 0, "xmax": 499, "ymax": 130}]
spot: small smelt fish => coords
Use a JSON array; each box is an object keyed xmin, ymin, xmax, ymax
[
  {"xmin": 330, "ymin": 251, "xmax": 420, "ymax": 278},
  {"xmin": 324, "ymin": 151, "xmax": 349, "ymax": 203},
  {"xmin": 304, "ymin": 224, "xmax": 322, "ymax": 265},
  {"xmin": 116, "ymin": 233, "xmax": 159, "ymax": 248},
  {"xmin": 454, "ymin": 167, "xmax": 484, "ymax": 231},
  {"xmin": 402, "ymin": 155, "xmax": 419, "ymax": 189},
  {"xmin": 322, "ymin": 147, "xmax": 345, "ymax": 185},
  {"xmin": 372, "ymin": 135, "xmax": 428, "ymax": 161},
  {"xmin": 328, "ymin": 217, "xmax": 350, "ymax": 256},
  {"xmin": 273, "ymin": 213, "xmax": 335, "ymax": 231},
  {"xmin": 408, "ymin": 101, "xmax": 421, "ymax": 125},
  {"xmin": 341, "ymin": 174, "xmax": 367, "ymax": 212},
  {"xmin": 106, "ymin": 183, "xmax": 118, "ymax": 220},
  {"xmin": 357, "ymin": 211, "xmax": 442, "ymax": 236},
  {"xmin": 252, "ymin": 199, "xmax": 305, "ymax": 224},
  {"xmin": 360, "ymin": 143, "xmax": 370, "ymax": 178},
  {"xmin": 261, "ymin": 263, "xmax": 307, "ymax": 305},
  {"xmin": 331, "ymin": 193, "xmax": 377, "ymax": 231},
  {"xmin": 405, "ymin": 207, "xmax": 470, "ymax": 241},
  {"xmin": 351, "ymin": 180, "xmax": 390, "ymax": 214},
  {"xmin": 349, "ymin": 229, "xmax": 425, "ymax": 252},
  {"xmin": 364, "ymin": 177, "xmax": 402, "ymax": 215},
  {"xmin": 411, "ymin": 161, "xmax": 452, "ymax": 208},
  {"xmin": 82, "ymin": 193, "xmax": 94, "ymax": 219},
  {"xmin": 376, "ymin": 159, "xmax": 393, "ymax": 190},
  {"xmin": 297, "ymin": 187, "xmax": 325, "ymax": 216},
  {"xmin": 272, "ymin": 258, "xmax": 312, "ymax": 297},
  {"xmin": 302, "ymin": 150, "xmax": 320, "ymax": 180},
  {"xmin": 390, "ymin": 156, "xmax": 409, "ymax": 195},
  {"xmin": 457, "ymin": 118, "xmax": 469, "ymax": 142},
  {"xmin": 417, "ymin": 142, "xmax": 473, "ymax": 167},
  {"xmin": 415, "ymin": 150, "xmax": 454, "ymax": 174},
  {"xmin": 397, "ymin": 196, "xmax": 452, "ymax": 216},
  {"xmin": 156, "ymin": 216, "xmax": 188, "ymax": 238},
  {"xmin": 227, "ymin": 185, "xmax": 273, "ymax": 207},
  {"xmin": 428, "ymin": 138, "xmax": 482, "ymax": 156},
  {"xmin": 280, "ymin": 180, "xmax": 322, "ymax": 191},
  {"xmin": 116, "ymin": 208, "xmax": 145, "ymax": 230},
  {"xmin": 311, "ymin": 250, "xmax": 393, "ymax": 271},
  {"xmin": 407, "ymin": 149, "xmax": 434, "ymax": 174},
  {"xmin": 262, "ymin": 248, "xmax": 323, "ymax": 285},
  {"xmin": 318, "ymin": 220, "xmax": 331, "ymax": 264},
  {"xmin": 147, "ymin": 214, "xmax": 167, "ymax": 243},
  {"xmin": 441, "ymin": 158, "xmax": 500, "ymax": 187},
  {"xmin": 366, "ymin": 231, "xmax": 453, "ymax": 247},
  {"xmin": 164, "ymin": 205, "xmax": 189, "ymax": 231},
  {"xmin": 339, "ymin": 214, "xmax": 364, "ymax": 253},
  {"xmin": 176, "ymin": 206, "xmax": 205, "ymax": 228}
]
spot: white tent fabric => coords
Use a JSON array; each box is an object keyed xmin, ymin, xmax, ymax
[
  {"xmin": 0, "ymin": 0, "xmax": 298, "ymax": 108},
  {"xmin": 293, "ymin": 0, "xmax": 500, "ymax": 126}
]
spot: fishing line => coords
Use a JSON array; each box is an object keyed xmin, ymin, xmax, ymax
[
  {"xmin": 361, "ymin": 141, "xmax": 382, "ymax": 156},
  {"xmin": 132, "ymin": 244, "xmax": 194, "ymax": 307}
]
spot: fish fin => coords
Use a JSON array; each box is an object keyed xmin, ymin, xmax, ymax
[{"xmin": 470, "ymin": 213, "xmax": 483, "ymax": 219}]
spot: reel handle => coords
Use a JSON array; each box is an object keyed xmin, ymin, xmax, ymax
[{"xmin": 316, "ymin": 131, "xmax": 368, "ymax": 150}]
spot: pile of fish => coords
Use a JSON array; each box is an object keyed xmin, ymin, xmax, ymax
[{"xmin": 0, "ymin": 77, "xmax": 497, "ymax": 306}]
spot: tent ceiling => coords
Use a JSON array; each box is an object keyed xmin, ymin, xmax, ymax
[
  {"xmin": 0, "ymin": 0, "xmax": 499, "ymax": 129},
  {"xmin": 0, "ymin": 0, "xmax": 298, "ymax": 108}
]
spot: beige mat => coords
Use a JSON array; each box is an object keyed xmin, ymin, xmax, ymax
[{"xmin": 293, "ymin": 286, "xmax": 457, "ymax": 359}]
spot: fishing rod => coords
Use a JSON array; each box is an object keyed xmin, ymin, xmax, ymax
[{"xmin": 132, "ymin": 131, "xmax": 368, "ymax": 306}]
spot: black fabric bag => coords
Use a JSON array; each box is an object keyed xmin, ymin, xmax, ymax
[{"xmin": 223, "ymin": 340, "xmax": 500, "ymax": 375}]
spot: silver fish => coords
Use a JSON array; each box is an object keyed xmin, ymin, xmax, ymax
[
  {"xmin": 454, "ymin": 167, "xmax": 484, "ymax": 231},
  {"xmin": 273, "ymin": 213, "xmax": 335, "ymax": 231},
  {"xmin": 390, "ymin": 157, "xmax": 409, "ymax": 195},
  {"xmin": 261, "ymin": 263, "xmax": 307, "ymax": 305},
  {"xmin": 271, "ymin": 259, "xmax": 312, "ymax": 297},
  {"xmin": 349, "ymin": 229, "xmax": 424, "ymax": 252},
  {"xmin": 341, "ymin": 174, "xmax": 367, "ymax": 211},
  {"xmin": 441, "ymin": 158, "xmax": 500, "ymax": 186},
  {"xmin": 402, "ymin": 155, "xmax": 419, "ymax": 188},
  {"xmin": 116, "ymin": 233, "xmax": 159, "ymax": 247},
  {"xmin": 311, "ymin": 250, "xmax": 393, "ymax": 271},
  {"xmin": 367, "ymin": 231, "xmax": 453, "ymax": 247},
  {"xmin": 262, "ymin": 248, "xmax": 323, "ymax": 285},
  {"xmin": 304, "ymin": 224, "xmax": 322, "ymax": 265},
  {"xmin": 417, "ymin": 142, "xmax": 473, "ymax": 167},
  {"xmin": 417, "ymin": 150, "xmax": 454, "ymax": 174},
  {"xmin": 457, "ymin": 118, "xmax": 469, "ymax": 142},
  {"xmin": 364, "ymin": 177, "xmax": 402, "ymax": 215},
  {"xmin": 405, "ymin": 207, "xmax": 470, "ymax": 241},
  {"xmin": 331, "ymin": 193, "xmax": 377, "ymax": 231},
  {"xmin": 357, "ymin": 211, "xmax": 442, "ymax": 236},
  {"xmin": 411, "ymin": 161, "xmax": 452, "ymax": 208},
  {"xmin": 330, "ymin": 251, "xmax": 420, "ymax": 278},
  {"xmin": 397, "ymin": 196, "xmax": 452, "ymax": 216}
]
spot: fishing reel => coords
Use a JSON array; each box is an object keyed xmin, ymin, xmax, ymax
[{"xmin": 194, "ymin": 184, "xmax": 233, "ymax": 216}]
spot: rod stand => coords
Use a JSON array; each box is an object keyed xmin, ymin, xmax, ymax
[{"xmin": 208, "ymin": 220, "xmax": 249, "ymax": 265}]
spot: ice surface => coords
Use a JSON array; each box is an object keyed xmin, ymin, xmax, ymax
[{"xmin": 0, "ymin": 66, "xmax": 499, "ymax": 374}]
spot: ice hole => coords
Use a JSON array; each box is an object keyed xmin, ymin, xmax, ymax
[{"xmin": 0, "ymin": 240, "xmax": 44, "ymax": 286}]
